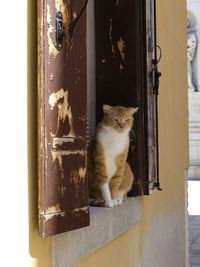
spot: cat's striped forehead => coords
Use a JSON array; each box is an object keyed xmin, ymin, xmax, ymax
[
  {"xmin": 109, "ymin": 107, "xmax": 130, "ymax": 117},
  {"xmin": 103, "ymin": 105, "xmax": 138, "ymax": 117}
]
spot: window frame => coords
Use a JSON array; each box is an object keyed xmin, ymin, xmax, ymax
[{"xmin": 37, "ymin": 0, "xmax": 160, "ymax": 237}]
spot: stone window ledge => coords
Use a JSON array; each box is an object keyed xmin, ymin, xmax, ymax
[{"xmin": 52, "ymin": 197, "xmax": 142, "ymax": 267}]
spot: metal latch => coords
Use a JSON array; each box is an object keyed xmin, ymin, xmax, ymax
[{"xmin": 55, "ymin": 11, "xmax": 65, "ymax": 51}]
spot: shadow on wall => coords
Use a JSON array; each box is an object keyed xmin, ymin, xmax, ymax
[{"xmin": 27, "ymin": 0, "xmax": 51, "ymax": 266}]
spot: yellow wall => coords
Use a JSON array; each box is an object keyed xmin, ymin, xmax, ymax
[{"xmin": 72, "ymin": 0, "xmax": 188, "ymax": 266}]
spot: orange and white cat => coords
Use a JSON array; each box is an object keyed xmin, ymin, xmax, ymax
[{"xmin": 89, "ymin": 105, "xmax": 138, "ymax": 207}]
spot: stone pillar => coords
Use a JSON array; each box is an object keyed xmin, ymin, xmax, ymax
[
  {"xmin": 187, "ymin": 0, "xmax": 200, "ymax": 91},
  {"xmin": 187, "ymin": 0, "xmax": 200, "ymax": 179},
  {"xmin": 188, "ymin": 92, "xmax": 200, "ymax": 179}
]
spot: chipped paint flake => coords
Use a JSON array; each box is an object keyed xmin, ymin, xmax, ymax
[
  {"xmin": 55, "ymin": 0, "xmax": 69, "ymax": 24},
  {"xmin": 49, "ymin": 88, "xmax": 75, "ymax": 137},
  {"xmin": 40, "ymin": 204, "xmax": 65, "ymax": 222},
  {"xmin": 73, "ymin": 12, "xmax": 77, "ymax": 19},
  {"xmin": 79, "ymin": 167, "xmax": 86, "ymax": 180},
  {"xmin": 52, "ymin": 150, "xmax": 85, "ymax": 161},
  {"xmin": 70, "ymin": 165, "xmax": 86, "ymax": 184},
  {"xmin": 73, "ymin": 206, "xmax": 88, "ymax": 213},
  {"xmin": 116, "ymin": 0, "xmax": 124, "ymax": 5},
  {"xmin": 51, "ymin": 132, "xmax": 56, "ymax": 138},
  {"xmin": 117, "ymin": 37, "xmax": 125, "ymax": 63},
  {"xmin": 53, "ymin": 137, "xmax": 75, "ymax": 148},
  {"xmin": 46, "ymin": 204, "xmax": 62, "ymax": 214},
  {"xmin": 47, "ymin": 5, "xmax": 59, "ymax": 58},
  {"xmin": 109, "ymin": 18, "xmax": 116, "ymax": 56}
]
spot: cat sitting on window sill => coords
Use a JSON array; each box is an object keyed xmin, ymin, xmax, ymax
[{"xmin": 89, "ymin": 105, "xmax": 138, "ymax": 207}]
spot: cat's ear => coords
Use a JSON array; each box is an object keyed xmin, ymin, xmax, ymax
[
  {"xmin": 103, "ymin": 104, "xmax": 112, "ymax": 114},
  {"xmin": 128, "ymin": 107, "xmax": 138, "ymax": 115}
]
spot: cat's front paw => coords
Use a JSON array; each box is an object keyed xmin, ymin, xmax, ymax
[
  {"xmin": 104, "ymin": 199, "xmax": 115, "ymax": 208},
  {"xmin": 113, "ymin": 198, "xmax": 123, "ymax": 206}
]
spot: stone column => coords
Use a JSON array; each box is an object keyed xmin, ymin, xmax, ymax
[
  {"xmin": 187, "ymin": 0, "xmax": 200, "ymax": 91},
  {"xmin": 187, "ymin": 0, "xmax": 200, "ymax": 179},
  {"xmin": 188, "ymin": 93, "xmax": 200, "ymax": 179}
]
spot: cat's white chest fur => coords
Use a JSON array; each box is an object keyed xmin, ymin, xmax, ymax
[{"xmin": 97, "ymin": 126, "xmax": 129, "ymax": 179}]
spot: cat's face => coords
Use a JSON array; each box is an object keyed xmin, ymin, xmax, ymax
[{"xmin": 102, "ymin": 105, "xmax": 138, "ymax": 133}]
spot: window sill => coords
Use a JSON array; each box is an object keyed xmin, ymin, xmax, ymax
[{"xmin": 52, "ymin": 197, "xmax": 142, "ymax": 267}]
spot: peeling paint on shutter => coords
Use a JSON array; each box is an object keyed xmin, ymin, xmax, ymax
[{"xmin": 38, "ymin": 0, "xmax": 89, "ymax": 237}]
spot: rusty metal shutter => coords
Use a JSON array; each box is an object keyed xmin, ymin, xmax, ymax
[
  {"xmin": 38, "ymin": 0, "xmax": 89, "ymax": 237},
  {"xmin": 95, "ymin": 0, "xmax": 160, "ymax": 196}
]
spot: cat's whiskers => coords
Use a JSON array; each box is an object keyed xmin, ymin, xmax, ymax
[{"xmin": 129, "ymin": 128, "xmax": 137, "ymax": 141}]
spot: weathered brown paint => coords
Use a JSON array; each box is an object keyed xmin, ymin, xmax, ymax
[
  {"xmin": 95, "ymin": 0, "xmax": 158, "ymax": 196},
  {"xmin": 38, "ymin": 0, "xmax": 89, "ymax": 237},
  {"xmin": 143, "ymin": 0, "xmax": 158, "ymax": 194}
]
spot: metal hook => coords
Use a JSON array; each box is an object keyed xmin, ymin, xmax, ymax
[
  {"xmin": 151, "ymin": 45, "xmax": 162, "ymax": 70},
  {"xmin": 68, "ymin": 0, "xmax": 89, "ymax": 40}
]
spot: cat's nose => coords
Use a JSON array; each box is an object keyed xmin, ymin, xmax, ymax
[{"xmin": 118, "ymin": 122, "xmax": 125, "ymax": 128}]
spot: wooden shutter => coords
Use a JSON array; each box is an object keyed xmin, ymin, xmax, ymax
[
  {"xmin": 95, "ymin": 0, "xmax": 160, "ymax": 196},
  {"xmin": 143, "ymin": 0, "xmax": 160, "ymax": 194},
  {"xmin": 38, "ymin": 0, "xmax": 89, "ymax": 237}
]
